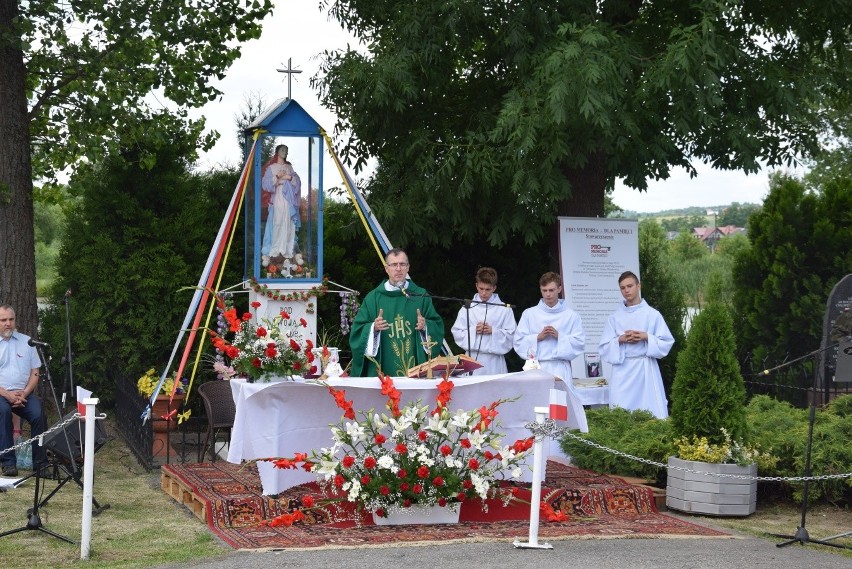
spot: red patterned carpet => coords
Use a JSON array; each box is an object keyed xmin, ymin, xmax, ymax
[{"xmin": 162, "ymin": 460, "xmax": 728, "ymax": 550}]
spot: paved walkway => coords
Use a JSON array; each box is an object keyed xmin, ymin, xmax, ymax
[{"xmin": 157, "ymin": 518, "xmax": 851, "ymax": 569}]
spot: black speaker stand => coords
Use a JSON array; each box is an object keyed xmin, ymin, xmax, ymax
[
  {"xmin": 0, "ymin": 464, "xmax": 75, "ymax": 544},
  {"xmin": 37, "ymin": 460, "xmax": 110, "ymax": 516}
]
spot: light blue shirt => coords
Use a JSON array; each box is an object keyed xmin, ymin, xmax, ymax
[{"xmin": 0, "ymin": 332, "xmax": 42, "ymax": 390}]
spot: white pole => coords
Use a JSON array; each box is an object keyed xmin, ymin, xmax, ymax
[
  {"xmin": 80, "ymin": 398, "xmax": 99, "ymax": 560},
  {"xmin": 513, "ymin": 406, "xmax": 553, "ymax": 549}
]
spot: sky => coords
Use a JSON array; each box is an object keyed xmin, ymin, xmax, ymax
[{"xmin": 192, "ymin": 2, "xmax": 793, "ymax": 215}]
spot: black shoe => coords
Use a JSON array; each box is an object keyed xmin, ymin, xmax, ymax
[{"xmin": 2, "ymin": 465, "xmax": 18, "ymax": 477}]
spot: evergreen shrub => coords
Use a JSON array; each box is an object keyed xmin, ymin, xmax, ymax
[{"xmin": 669, "ymin": 303, "xmax": 748, "ymax": 445}]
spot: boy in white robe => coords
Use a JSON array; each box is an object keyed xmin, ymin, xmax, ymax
[
  {"xmin": 598, "ymin": 271, "xmax": 674, "ymax": 419},
  {"xmin": 514, "ymin": 272, "xmax": 587, "ymax": 431},
  {"xmin": 451, "ymin": 267, "xmax": 516, "ymax": 375}
]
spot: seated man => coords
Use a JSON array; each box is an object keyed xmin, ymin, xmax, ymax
[{"xmin": 0, "ymin": 305, "xmax": 47, "ymax": 476}]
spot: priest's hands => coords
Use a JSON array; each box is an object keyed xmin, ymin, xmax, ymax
[
  {"xmin": 374, "ymin": 308, "xmax": 389, "ymax": 331},
  {"xmin": 374, "ymin": 308, "xmax": 427, "ymax": 332},
  {"xmin": 537, "ymin": 325, "xmax": 558, "ymax": 341}
]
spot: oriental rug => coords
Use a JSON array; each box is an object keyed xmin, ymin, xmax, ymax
[{"xmin": 161, "ymin": 460, "xmax": 728, "ymax": 550}]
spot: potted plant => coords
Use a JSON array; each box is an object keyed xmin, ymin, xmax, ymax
[
  {"xmin": 258, "ymin": 373, "xmax": 534, "ymax": 526},
  {"xmin": 137, "ymin": 368, "xmax": 189, "ymax": 457},
  {"xmin": 667, "ymin": 302, "xmax": 774, "ymax": 516}
]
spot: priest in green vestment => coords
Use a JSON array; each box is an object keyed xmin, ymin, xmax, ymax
[{"xmin": 349, "ymin": 248, "xmax": 444, "ymax": 377}]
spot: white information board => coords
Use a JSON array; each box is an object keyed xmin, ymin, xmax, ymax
[{"xmin": 558, "ymin": 217, "xmax": 639, "ymax": 380}]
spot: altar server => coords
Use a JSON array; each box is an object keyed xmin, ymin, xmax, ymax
[
  {"xmin": 598, "ymin": 271, "xmax": 674, "ymax": 419},
  {"xmin": 514, "ymin": 272, "xmax": 585, "ymax": 381},
  {"xmin": 451, "ymin": 267, "xmax": 516, "ymax": 375}
]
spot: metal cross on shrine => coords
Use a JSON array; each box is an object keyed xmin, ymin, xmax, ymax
[{"xmin": 276, "ymin": 58, "xmax": 302, "ymax": 99}]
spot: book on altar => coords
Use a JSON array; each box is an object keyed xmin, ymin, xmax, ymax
[{"xmin": 406, "ymin": 355, "xmax": 484, "ymax": 378}]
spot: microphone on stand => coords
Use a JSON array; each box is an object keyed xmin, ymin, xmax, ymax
[
  {"xmin": 28, "ymin": 338, "xmax": 51, "ymax": 348},
  {"xmin": 396, "ymin": 282, "xmax": 410, "ymax": 298}
]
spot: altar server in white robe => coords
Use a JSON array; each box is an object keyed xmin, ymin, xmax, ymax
[
  {"xmin": 514, "ymin": 272, "xmax": 588, "ymax": 431},
  {"xmin": 451, "ymin": 267, "xmax": 516, "ymax": 375},
  {"xmin": 598, "ymin": 270, "xmax": 674, "ymax": 419}
]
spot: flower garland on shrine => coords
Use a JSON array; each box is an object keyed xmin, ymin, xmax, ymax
[
  {"xmin": 248, "ymin": 276, "xmax": 360, "ymax": 330},
  {"xmin": 249, "ymin": 276, "xmax": 331, "ymax": 305}
]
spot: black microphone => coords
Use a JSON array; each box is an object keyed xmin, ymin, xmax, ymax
[
  {"xmin": 28, "ymin": 338, "xmax": 50, "ymax": 348},
  {"xmin": 396, "ymin": 282, "xmax": 410, "ymax": 298}
]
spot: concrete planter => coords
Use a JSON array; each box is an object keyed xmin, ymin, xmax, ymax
[{"xmin": 665, "ymin": 456, "xmax": 757, "ymax": 517}]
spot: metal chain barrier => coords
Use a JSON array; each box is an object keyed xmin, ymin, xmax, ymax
[
  {"xmin": 526, "ymin": 419, "xmax": 852, "ymax": 483},
  {"xmin": 1, "ymin": 412, "xmax": 82, "ymax": 459}
]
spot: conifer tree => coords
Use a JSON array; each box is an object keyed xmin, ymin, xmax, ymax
[{"xmin": 670, "ymin": 303, "xmax": 748, "ymax": 445}]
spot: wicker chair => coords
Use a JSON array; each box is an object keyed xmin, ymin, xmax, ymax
[{"xmin": 197, "ymin": 380, "xmax": 236, "ymax": 462}]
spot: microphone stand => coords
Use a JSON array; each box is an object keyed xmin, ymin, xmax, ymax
[
  {"xmin": 769, "ymin": 342, "xmax": 851, "ymax": 550},
  {"xmin": 61, "ymin": 290, "xmax": 75, "ymax": 412},
  {"xmin": 420, "ymin": 292, "xmax": 513, "ymax": 361}
]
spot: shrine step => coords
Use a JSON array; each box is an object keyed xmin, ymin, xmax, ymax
[
  {"xmin": 161, "ymin": 467, "xmax": 208, "ymax": 522},
  {"xmin": 619, "ymin": 475, "xmax": 667, "ymax": 511}
]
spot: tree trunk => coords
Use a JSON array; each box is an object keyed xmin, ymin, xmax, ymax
[
  {"xmin": 0, "ymin": 1, "xmax": 39, "ymax": 336},
  {"xmin": 549, "ymin": 152, "xmax": 608, "ymax": 272}
]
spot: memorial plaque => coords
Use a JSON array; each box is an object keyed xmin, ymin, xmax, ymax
[{"xmin": 821, "ymin": 274, "xmax": 852, "ymax": 383}]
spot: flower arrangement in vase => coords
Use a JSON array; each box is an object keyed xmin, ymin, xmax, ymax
[
  {"xmin": 210, "ymin": 295, "xmax": 315, "ymax": 382},
  {"xmin": 259, "ymin": 371, "xmax": 535, "ymax": 526},
  {"xmin": 137, "ymin": 368, "xmax": 188, "ymax": 398}
]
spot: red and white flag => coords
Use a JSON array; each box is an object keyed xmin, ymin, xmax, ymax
[
  {"xmin": 549, "ymin": 388, "xmax": 568, "ymax": 421},
  {"xmin": 77, "ymin": 386, "xmax": 93, "ymax": 417}
]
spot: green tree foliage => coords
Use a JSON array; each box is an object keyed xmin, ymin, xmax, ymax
[
  {"xmin": 659, "ymin": 214, "xmax": 710, "ymax": 234},
  {"xmin": 38, "ymin": 117, "xmax": 242, "ymax": 403},
  {"xmin": 0, "ymin": 0, "xmax": 273, "ymax": 334},
  {"xmin": 670, "ymin": 231, "xmax": 709, "ymax": 263},
  {"xmin": 315, "ymin": 0, "xmax": 849, "ymax": 257},
  {"xmin": 717, "ymin": 202, "xmax": 761, "ymax": 227},
  {"xmin": 637, "ymin": 220, "xmax": 686, "ymax": 398},
  {"xmin": 732, "ymin": 172, "xmax": 852, "ymax": 367},
  {"xmin": 714, "ymin": 232, "xmax": 750, "ymax": 259},
  {"xmin": 670, "ymin": 303, "xmax": 748, "ymax": 445}
]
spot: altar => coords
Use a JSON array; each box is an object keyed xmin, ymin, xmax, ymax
[{"xmin": 227, "ymin": 370, "xmax": 575, "ymax": 496}]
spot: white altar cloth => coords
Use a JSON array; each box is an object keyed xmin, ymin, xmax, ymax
[
  {"xmin": 572, "ymin": 380, "xmax": 610, "ymax": 406},
  {"xmin": 227, "ymin": 370, "xmax": 574, "ymax": 496}
]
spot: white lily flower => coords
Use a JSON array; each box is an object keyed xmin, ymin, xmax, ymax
[
  {"xmin": 345, "ymin": 421, "xmax": 367, "ymax": 443},
  {"xmin": 315, "ymin": 459, "xmax": 339, "ymax": 478},
  {"xmin": 427, "ymin": 413, "xmax": 449, "ymax": 435},
  {"xmin": 389, "ymin": 415, "xmax": 412, "ymax": 436},
  {"xmin": 467, "ymin": 430, "xmax": 486, "ymax": 450},
  {"xmin": 451, "ymin": 410, "xmax": 471, "ymax": 429},
  {"xmin": 372, "ymin": 413, "xmax": 388, "ymax": 429},
  {"xmin": 511, "ymin": 467, "xmax": 522, "ymax": 479}
]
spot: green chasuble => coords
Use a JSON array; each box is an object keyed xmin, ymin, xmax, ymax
[{"xmin": 349, "ymin": 279, "xmax": 445, "ymax": 377}]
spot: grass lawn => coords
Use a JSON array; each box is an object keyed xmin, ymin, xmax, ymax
[{"xmin": 0, "ymin": 420, "xmax": 228, "ymax": 568}]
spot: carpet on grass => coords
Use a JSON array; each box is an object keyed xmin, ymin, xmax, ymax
[{"xmin": 162, "ymin": 460, "xmax": 728, "ymax": 550}]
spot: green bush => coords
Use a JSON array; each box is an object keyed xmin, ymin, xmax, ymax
[
  {"xmin": 559, "ymin": 407, "xmax": 674, "ymax": 484},
  {"xmin": 38, "ymin": 117, "xmax": 241, "ymax": 404},
  {"xmin": 670, "ymin": 303, "xmax": 748, "ymax": 444},
  {"xmin": 559, "ymin": 396, "xmax": 852, "ymax": 504}
]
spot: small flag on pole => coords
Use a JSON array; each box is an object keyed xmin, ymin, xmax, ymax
[
  {"xmin": 77, "ymin": 386, "xmax": 93, "ymax": 416},
  {"xmin": 549, "ymin": 388, "xmax": 568, "ymax": 421}
]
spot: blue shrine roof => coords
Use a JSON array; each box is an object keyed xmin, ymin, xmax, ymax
[{"xmin": 247, "ymin": 98, "xmax": 323, "ymax": 137}]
